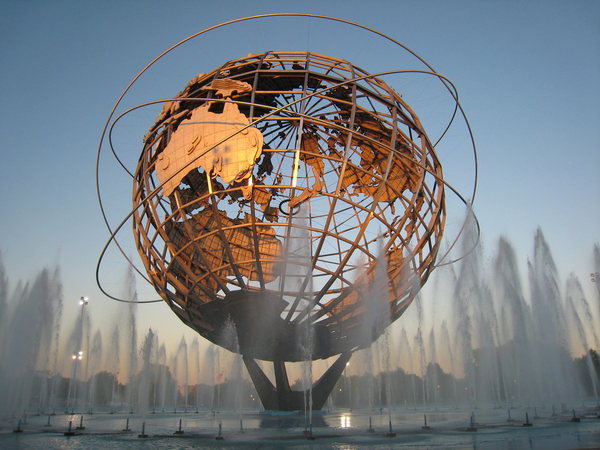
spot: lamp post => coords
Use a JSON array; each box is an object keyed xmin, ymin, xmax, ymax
[
  {"xmin": 78, "ymin": 297, "xmax": 90, "ymax": 417},
  {"xmin": 68, "ymin": 351, "xmax": 83, "ymax": 414},
  {"xmin": 69, "ymin": 297, "xmax": 88, "ymax": 414},
  {"xmin": 79, "ymin": 296, "xmax": 89, "ymax": 317}
]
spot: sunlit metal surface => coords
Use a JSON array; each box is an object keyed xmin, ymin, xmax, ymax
[
  {"xmin": 96, "ymin": 15, "xmax": 478, "ymax": 411},
  {"xmin": 132, "ymin": 51, "xmax": 445, "ymax": 361}
]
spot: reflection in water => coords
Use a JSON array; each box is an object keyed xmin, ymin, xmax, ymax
[
  {"xmin": 257, "ymin": 414, "xmax": 328, "ymax": 429},
  {"xmin": 340, "ymin": 414, "xmax": 351, "ymax": 428}
]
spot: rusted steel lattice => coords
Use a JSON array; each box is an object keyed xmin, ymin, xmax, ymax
[{"xmin": 132, "ymin": 51, "xmax": 445, "ymax": 364}]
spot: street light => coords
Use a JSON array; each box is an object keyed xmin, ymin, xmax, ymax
[
  {"xmin": 70, "ymin": 296, "xmax": 88, "ymax": 413},
  {"xmin": 67, "ymin": 351, "xmax": 83, "ymax": 413},
  {"xmin": 79, "ymin": 297, "xmax": 89, "ymax": 317}
]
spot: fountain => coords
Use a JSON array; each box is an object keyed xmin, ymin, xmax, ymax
[
  {"xmin": 422, "ymin": 413, "xmax": 432, "ymax": 430},
  {"xmin": 122, "ymin": 417, "xmax": 130, "ymax": 432},
  {"xmin": 138, "ymin": 421, "xmax": 148, "ymax": 438},
  {"xmin": 211, "ymin": 346, "xmax": 221, "ymax": 412},
  {"xmin": 86, "ymin": 330, "xmax": 102, "ymax": 413},
  {"xmin": 0, "ymin": 220, "xmax": 598, "ymax": 448},
  {"xmin": 64, "ymin": 420, "xmax": 74, "ymax": 436},
  {"xmin": 0, "ymin": 266, "xmax": 63, "ymax": 418},
  {"xmin": 414, "ymin": 298, "xmax": 428, "ymax": 407},
  {"xmin": 138, "ymin": 328, "xmax": 155, "ymax": 417},
  {"xmin": 190, "ymin": 337, "xmax": 201, "ymax": 412},
  {"xmin": 221, "ymin": 318, "xmax": 245, "ymax": 432},
  {"xmin": 452, "ymin": 216, "xmax": 480, "ymax": 408},
  {"xmin": 1, "ymin": 13, "xmax": 599, "ymax": 450},
  {"xmin": 566, "ymin": 274, "xmax": 600, "ymax": 406},
  {"xmin": 172, "ymin": 335, "xmax": 188, "ymax": 412},
  {"xmin": 157, "ymin": 343, "xmax": 167, "ymax": 412},
  {"xmin": 399, "ymin": 327, "xmax": 418, "ymax": 408},
  {"xmin": 107, "ymin": 323, "xmax": 120, "ymax": 413},
  {"xmin": 174, "ymin": 418, "xmax": 184, "ymax": 435},
  {"xmin": 124, "ymin": 273, "xmax": 138, "ymax": 415}
]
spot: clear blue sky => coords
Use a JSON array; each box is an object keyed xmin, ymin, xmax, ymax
[{"xmin": 1, "ymin": 1, "xmax": 598, "ymax": 359}]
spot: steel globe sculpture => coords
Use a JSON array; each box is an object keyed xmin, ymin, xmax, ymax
[
  {"xmin": 98, "ymin": 16, "xmax": 476, "ymax": 411},
  {"xmin": 133, "ymin": 51, "xmax": 443, "ymax": 409}
]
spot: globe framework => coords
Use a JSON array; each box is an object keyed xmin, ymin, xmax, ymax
[{"xmin": 132, "ymin": 51, "xmax": 445, "ymax": 410}]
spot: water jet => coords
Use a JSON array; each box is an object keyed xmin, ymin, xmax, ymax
[
  {"xmin": 13, "ymin": 419, "xmax": 23, "ymax": 433},
  {"xmin": 367, "ymin": 416, "xmax": 375, "ymax": 432},
  {"xmin": 571, "ymin": 409, "xmax": 580, "ymax": 422},
  {"xmin": 422, "ymin": 413, "xmax": 432, "ymax": 429},
  {"xmin": 466, "ymin": 415, "xmax": 477, "ymax": 432},
  {"xmin": 138, "ymin": 422, "xmax": 148, "ymax": 438},
  {"xmin": 507, "ymin": 409, "xmax": 516, "ymax": 422},
  {"xmin": 384, "ymin": 419, "xmax": 396, "ymax": 437},
  {"xmin": 174, "ymin": 418, "xmax": 184, "ymax": 434},
  {"xmin": 64, "ymin": 420, "xmax": 75, "ymax": 436},
  {"xmin": 215, "ymin": 421, "xmax": 224, "ymax": 440}
]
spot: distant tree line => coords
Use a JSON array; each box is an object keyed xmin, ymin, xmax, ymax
[{"xmin": 26, "ymin": 348, "xmax": 599, "ymax": 411}]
